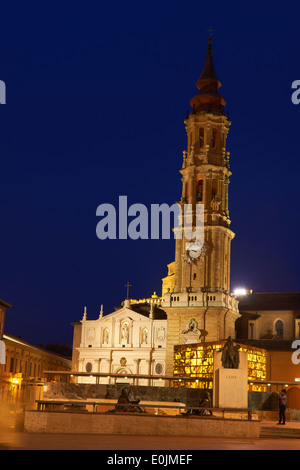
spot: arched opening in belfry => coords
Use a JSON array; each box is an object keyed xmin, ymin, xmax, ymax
[{"xmin": 197, "ymin": 179, "xmax": 203, "ymax": 202}]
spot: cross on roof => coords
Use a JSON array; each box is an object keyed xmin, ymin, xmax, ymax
[{"xmin": 125, "ymin": 282, "xmax": 132, "ymax": 299}]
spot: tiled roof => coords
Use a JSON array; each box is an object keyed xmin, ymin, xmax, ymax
[
  {"xmin": 130, "ymin": 303, "xmax": 167, "ymax": 320},
  {"xmin": 238, "ymin": 339, "xmax": 294, "ymax": 351},
  {"xmin": 238, "ymin": 292, "xmax": 300, "ymax": 311}
]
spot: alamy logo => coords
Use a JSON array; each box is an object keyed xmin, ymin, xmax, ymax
[
  {"xmin": 0, "ymin": 81, "xmax": 6, "ymax": 104},
  {"xmin": 291, "ymin": 81, "xmax": 300, "ymax": 105},
  {"xmin": 96, "ymin": 196, "xmax": 204, "ymax": 253},
  {"xmin": 291, "ymin": 340, "xmax": 300, "ymax": 364}
]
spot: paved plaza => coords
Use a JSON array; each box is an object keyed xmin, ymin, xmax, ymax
[
  {"xmin": 0, "ymin": 431, "xmax": 300, "ymax": 451},
  {"xmin": 1, "ymin": 422, "xmax": 300, "ymax": 450},
  {"xmin": 1, "ymin": 404, "xmax": 300, "ymax": 451}
]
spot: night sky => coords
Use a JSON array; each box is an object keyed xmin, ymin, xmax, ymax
[{"xmin": 1, "ymin": 1, "xmax": 300, "ymax": 348}]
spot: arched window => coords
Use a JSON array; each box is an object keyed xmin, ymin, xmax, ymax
[
  {"xmin": 211, "ymin": 128, "xmax": 216, "ymax": 149},
  {"xmin": 275, "ymin": 320, "xmax": 284, "ymax": 339},
  {"xmin": 199, "ymin": 128, "xmax": 204, "ymax": 148},
  {"xmin": 197, "ymin": 179, "xmax": 203, "ymax": 202}
]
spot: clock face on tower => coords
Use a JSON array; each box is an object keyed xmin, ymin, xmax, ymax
[
  {"xmin": 186, "ymin": 240, "xmax": 202, "ymax": 260},
  {"xmin": 189, "ymin": 248, "xmax": 202, "ymax": 259}
]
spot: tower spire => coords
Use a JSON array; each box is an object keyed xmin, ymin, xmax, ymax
[
  {"xmin": 190, "ymin": 37, "xmax": 226, "ymax": 115},
  {"xmin": 196, "ymin": 38, "xmax": 220, "ymax": 87}
]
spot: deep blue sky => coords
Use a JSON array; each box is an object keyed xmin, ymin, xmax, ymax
[{"xmin": 1, "ymin": 1, "xmax": 300, "ymax": 347}]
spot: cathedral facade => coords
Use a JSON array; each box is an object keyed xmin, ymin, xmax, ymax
[{"xmin": 72, "ymin": 299, "xmax": 167, "ymax": 385}]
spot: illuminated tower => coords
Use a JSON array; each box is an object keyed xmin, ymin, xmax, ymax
[{"xmin": 163, "ymin": 39, "xmax": 240, "ymax": 375}]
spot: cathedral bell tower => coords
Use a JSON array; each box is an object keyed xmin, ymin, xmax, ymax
[{"xmin": 163, "ymin": 39, "xmax": 240, "ymax": 376}]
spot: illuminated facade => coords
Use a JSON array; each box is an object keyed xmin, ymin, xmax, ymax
[
  {"xmin": 73, "ymin": 299, "xmax": 167, "ymax": 386},
  {"xmin": 173, "ymin": 341, "xmax": 267, "ymax": 391},
  {"xmin": 1, "ymin": 333, "xmax": 71, "ymax": 402}
]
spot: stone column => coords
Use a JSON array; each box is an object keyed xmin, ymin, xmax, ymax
[
  {"xmin": 146, "ymin": 359, "xmax": 152, "ymax": 386},
  {"xmin": 106, "ymin": 358, "xmax": 112, "ymax": 382},
  {"xmin": 134, "ymin": 359, "xmax": 140, "ymax": 386}
]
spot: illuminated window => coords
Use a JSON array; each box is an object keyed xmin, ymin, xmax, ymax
[
  {"xmin": 275, "ymin": 320, "xmax": 284, "ymax": 339},
  {"xmin": 173, "ymin": 341, "xmax": 267, "ymax": 390}
]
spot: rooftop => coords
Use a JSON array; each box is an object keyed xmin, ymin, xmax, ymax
[
  {"xmin": 130, "ymin": 302, "xmax": 167, "ymax": 320},
  {"xmin": 237, "ymin": 292, "xmax": 300, "ymax": 311}
]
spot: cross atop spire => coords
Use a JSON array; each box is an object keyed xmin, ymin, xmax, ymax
[{"xmin": 207, "ymin": 26, "xmax": 214, "ymax": 39}]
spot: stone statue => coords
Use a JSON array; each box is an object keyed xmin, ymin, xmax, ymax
[
  {"xmin": 218, "ymin": 336, "xmax": 240, "ymax": 369},
  {"xmin": 103, "ymin": 328, "xmax": 109, "ymax": 344},
  {"xmin": 210, "ymin": 194, "xmax": 221, "ymax": 211},
  {"xmin": 121, "ymin": 322, "xmax": 129, "ymax": 341},
  {"xmin": 142, "ymin": 328, "xmax": 148, "ymax": 344},
  {"xmin": 114, "ymin": 388, "xmax": 145, "ymax": 413},
  {"xmin": 115, "ymin": 388, "xmax": 130, "ymax": 412}
]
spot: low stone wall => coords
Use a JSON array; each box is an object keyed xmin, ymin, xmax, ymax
[
  {"xmin": 43, "ymin": 383, "xmax": 280, "ymax": 410},
  {"xmin": 43, "ymin": 383, "xmax": 204, "ymax": 406},
  {"xmin": 24, "ymin": 410, "xmax": 260, "ymax": 438}
]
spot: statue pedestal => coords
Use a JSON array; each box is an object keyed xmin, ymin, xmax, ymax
[{"xmin": 213, "ymin": 350, "xmax": 248, "ymax": 409}]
